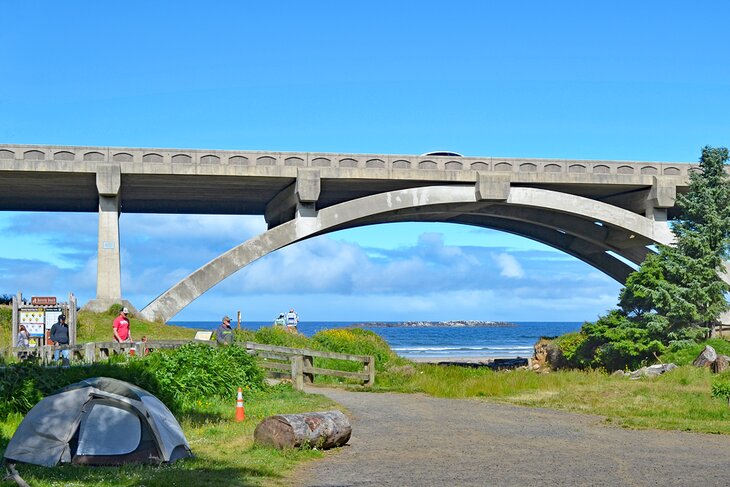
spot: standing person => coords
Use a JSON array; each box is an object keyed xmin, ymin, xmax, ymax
[
  {"xmin": 50, "ymin": 314, "xmax": 70, "ymax": 364},
  {"xmin": 216, "ymin": 315, "xmax": 234, "ymax": 345},
  {"xmin": 273, "ymin": 312, "xmax": 286, "ymax": 327},
  {"xmin": 16, "ymin": 324, "xmax": 30, "ymax": 360},
  {"xmin": 285, "ymin": 308, "xmax": 299, "ymax": 333},
  {"xmin": 113, "ymin": 307, "xmax": 132, "ymax": 343}
]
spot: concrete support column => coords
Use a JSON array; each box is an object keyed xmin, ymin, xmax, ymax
[
  {"xmin": 96, "ymin": 193, "xmax": 121, "ymax": 300},
  {"xmin": 83, "ymin": 162, "xmax": 137, "ymax": 313}
]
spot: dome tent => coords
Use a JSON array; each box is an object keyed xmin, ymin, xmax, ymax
[{"xmin": 4, "ymin": 377, "xmax": 192, "ymax": 467}]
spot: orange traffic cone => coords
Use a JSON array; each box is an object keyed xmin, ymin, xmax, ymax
[{"xmin": 235, "ymin": 387, "xmax": 245, "ymax": 422}]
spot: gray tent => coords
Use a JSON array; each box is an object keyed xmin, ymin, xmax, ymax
[{"xmin": 4, "ymin": 377, "xmax": 192, "ymax": 467}]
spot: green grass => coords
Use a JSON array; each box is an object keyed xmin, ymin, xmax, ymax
[
  {"xmin": 0, "ymin": 384, "xmax": 338, "ymax": 487},
  {"xmin": 5, "ymin": 305, "xmax": 730, "ymax": 483},
  {"xmin": 0, "ymin": 305, "xmax": 196, "ymax": 350},
  {"xmin": 372, "ymin": 361, "xmax": 730, "ymax": 433}
]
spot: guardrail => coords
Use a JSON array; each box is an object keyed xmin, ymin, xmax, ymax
[{"xmin": 8, "ymin": 340, "xmax": 375, "ymax": 390}]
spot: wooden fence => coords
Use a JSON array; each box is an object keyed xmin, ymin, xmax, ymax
[{"xmin": 7, "ymin": 339, "xmax": 375, "ymax": 390}]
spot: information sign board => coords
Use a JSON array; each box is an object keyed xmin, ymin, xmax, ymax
[{"xmin": 20, "ymin": 309, "xmax": 46, "ymax": 337}]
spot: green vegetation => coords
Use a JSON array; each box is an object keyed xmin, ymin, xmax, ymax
[
  {"xmin": 372, "ymin": 361, "xmax": 730, "ymax": 433},
  {"xmin": 0, "ymin": 385, "xmax": 336, "ymax": 487},
  {"xmin": 0, "ymin": 305, "xmax": 196, "ymax": 351},
  {"xmin": 236, "ymin": 325, "xmax": 408, "ymax": 379},
  {"xmin": 0, "ymin": 344, "xmax": 265, "ymax": 418},
  {"xmin": 3, "ymin": 301, "xmax": 730, "ymax": 486},
  {"xmin": 711, "ymin": 372, "xmax": 730, "ymax": 405},
  {"xmin": 557, "ymin": 146, "xmax": 730, "ymax": 370}
]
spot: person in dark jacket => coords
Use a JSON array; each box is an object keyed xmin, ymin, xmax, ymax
[
  {"xmin": 50, "ymin": 314, "xmax": 70, "ymax": 364},
  {"xmin": 215, "ymin": 315, "xmax": 234, "ymax": 345}
]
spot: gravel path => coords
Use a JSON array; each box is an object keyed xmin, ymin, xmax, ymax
[{"xmin": 293, "ymin": 386, "xmax": 730, "ymax": 487}]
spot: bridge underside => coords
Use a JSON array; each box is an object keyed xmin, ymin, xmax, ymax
[{"xmin": 140, "ymin": 185, "xmax": 673, "ymax": 322}]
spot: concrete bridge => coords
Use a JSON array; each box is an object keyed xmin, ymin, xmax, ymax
[{"xmin": 0, "ymin": 144, "xmax": 693, "ymax": 322}]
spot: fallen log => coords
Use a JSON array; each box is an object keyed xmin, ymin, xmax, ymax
[{"xmin": 254, "ymin": 410, "xmax": 351, "ymax": 449}]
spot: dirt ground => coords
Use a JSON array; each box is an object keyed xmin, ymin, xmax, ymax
[{"xmin": 292, "ymin": 386, "xmax": 730, "ymax": 487}]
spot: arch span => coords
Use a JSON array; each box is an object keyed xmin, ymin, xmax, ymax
[{"xmin": 140, "ymin": 186, "xmax": 673, "ymax": 322}]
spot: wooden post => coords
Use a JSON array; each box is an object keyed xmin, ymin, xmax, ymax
[
  {"xmin": 237, "ymin": 310, "xmax": 241, "ymax": 330},
  {"xmin": 11, "ymin": 293, "xmax": 19, "ymax": 348},
  {"xmin": 290, "ymin": 355, "xmax": 304, "ymax": 391},
  {"xmin": 84, "ymin": 342, "xmax": 96, "ymax": 363},
  {"xmin": 302, "ymin": 354, "xmax": 314, "ymax": 384},
  {"xmin": 365, "ymin": 356, "xmax": 375, "ymax": 386},
  {"xmin": 69, "ymin": 293, "xmax": 77, "ymax": 345}
]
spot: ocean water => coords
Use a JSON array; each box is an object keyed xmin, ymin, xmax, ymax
[{"xmin": 170, "ymin": 320, "xmax": 582, "ymax": 360}]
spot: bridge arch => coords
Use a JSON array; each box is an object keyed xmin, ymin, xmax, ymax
[{"xmin": 139, "ymin": 186, "xmax": 674, "ymax": 322}]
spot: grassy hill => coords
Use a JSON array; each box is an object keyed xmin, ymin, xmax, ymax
[{"xmin": 0, "ymin": 305, "xmax": 196, "ymax": 349}]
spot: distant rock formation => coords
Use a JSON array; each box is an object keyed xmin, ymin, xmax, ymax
[{"xmin": 351, "ymin": 320, "xmax": 517, "ymax": 328}]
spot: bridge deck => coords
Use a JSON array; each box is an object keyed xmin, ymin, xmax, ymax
[{"xmin": 0, "ymin": 144, "xmax": 694, "ymax": 215}]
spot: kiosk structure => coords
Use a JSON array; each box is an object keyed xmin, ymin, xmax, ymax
[{"xmin": 11, "ymin": 292, "xmax": 77, "ymax": 355}]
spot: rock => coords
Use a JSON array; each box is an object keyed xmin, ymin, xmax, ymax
[
  {"xmin": 612, "ymin": 370, "xmax": 628, "ymax": 377},
  {"xmin": 712, "ymin": 355, "xmax": 730, "ymax": 374},
  {"xmin": 692, "ymin": 345, "xmax": 717, "ymax": 367},
  {"xmin": 630, "ymin": 363, "xmax": 677, "ymax": 379}
]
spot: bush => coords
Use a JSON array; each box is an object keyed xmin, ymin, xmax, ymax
[
  {"xmin": 660, "ymin": 339, "xmax": 730, "ymax": 366},
  {"xmin": 711, "ymin": 372, "xmax": 730, "ymax": 405},
  {"xmin": 0, "ymin": 344, "xmax": 266, "ymax": 417},
  {"xmin": 253, "ymin": 326, "xmax": 311, "ymax": 349},
  {"xmin": 312, "ymin": 328, "xmax": 404, "ymax": 372},
  {"xmin": 144, "ymin": 343, "xmax": 266, "ymax": 408},
  {"xmin": 107, "ymin": 303, "xmax": 123, "ymax": 316},
  {"xmin": 0, "ymin": 360, "xmax": 170, "ymax": 418},
  {"xmin": 553, "ymin": 332, "xmax": 591, "ymax": 369}
]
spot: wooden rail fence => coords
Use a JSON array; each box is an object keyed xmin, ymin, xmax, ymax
[{"xmin": 7, "ymin": 339, "xmax": 375, "ymax": 390}]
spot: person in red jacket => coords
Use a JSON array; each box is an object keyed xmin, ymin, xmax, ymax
[{"xmin": 113, "ymin": 307, "xmax": 132, "ymax": 343}]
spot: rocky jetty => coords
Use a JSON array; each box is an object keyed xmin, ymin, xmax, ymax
[{"xmin": 351, "ymin": 320, "xmax": 516, "ymax": 328}]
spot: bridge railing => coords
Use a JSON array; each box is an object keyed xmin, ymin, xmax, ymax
[{"xmin": 7, "ymin": 340, "xmax": 375, "ymax": 390}]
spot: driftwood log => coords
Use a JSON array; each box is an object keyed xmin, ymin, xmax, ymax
[{"xmin": 254, "ymin": 410, "xmax": 351, "ymax": 449}]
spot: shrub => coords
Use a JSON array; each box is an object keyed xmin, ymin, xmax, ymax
[
  {"xmin": 660, "ymin": 339, "xmax": 730, "ymax": 366},
  {"xmin": 553, "ymin": 332, "xmax": 591, "ymax": 368},
  {"xmin": 711, "ymin": 372, "xmax": 730, "ymax": 405},
  {"xmin": 312, "ymin": 328, "xmax": 404, "ymax": 372},
  {"xmin": 0, "ymin": 344, "xmax": 266, "ymax": 417},
  {"xmin": 253, "ymin": 326, "xmax": 312, "ymax": 349},
  {"xmin": 107, "ymin": 303, "xmax": 123, "ymax": 316},
  {"xmin": 144, "ymin": 343, "xmax": 265, "ymax": 409},
  {"xmin": 0, "ymin": 361, "xmax": 170, "ymax": 418}
]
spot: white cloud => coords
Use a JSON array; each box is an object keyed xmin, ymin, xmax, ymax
[
  {"xmin": 493, "ymin": 253, "xmax": 524, "ymax": 278},
  {"xmin": 0, "ymin": 213, "xmax": 623, "ymax": 322}
]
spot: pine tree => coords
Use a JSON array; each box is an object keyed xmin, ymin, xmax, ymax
[
  {"xmin": 568, "ymin": 147, "xmax": 730, "ymax": 370},
  {"xmin": 619, "ymin": 146, "xmax": 730, "ymax": 338}
]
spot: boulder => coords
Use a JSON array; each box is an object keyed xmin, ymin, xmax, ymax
[
  {"xmin": 692, "ymin": 345, "xmax": 717, "ymax": 367},
  {"xmin": 712, "ymin": 355, "xmax": 730, "ymax": 374}
]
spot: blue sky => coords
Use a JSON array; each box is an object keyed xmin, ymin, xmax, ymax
[{"xmin": 1, "ymin": 1, "xmax": 729, "ymax": 322}]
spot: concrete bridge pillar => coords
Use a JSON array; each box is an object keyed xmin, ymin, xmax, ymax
[{"xmin": 83, "ymin": 163, "xmax": 134, "ymax": 313}]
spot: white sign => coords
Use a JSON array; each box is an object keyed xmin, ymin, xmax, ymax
[{"xmin": 20, "ymin": 309, "xmax": 45, "ymax": 337}]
